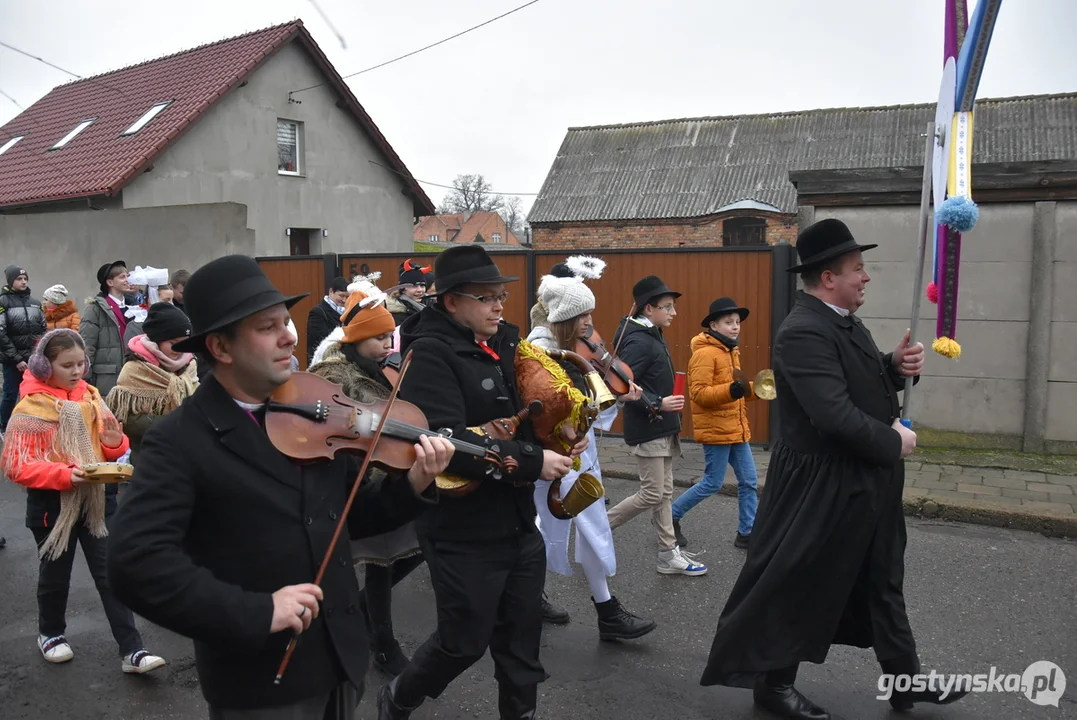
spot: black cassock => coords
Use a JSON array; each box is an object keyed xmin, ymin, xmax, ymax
[{"xmin": 701, "ymin": 291, "xmax": 919, "ymax": 688}]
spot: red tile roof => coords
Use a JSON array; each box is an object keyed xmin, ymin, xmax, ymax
[{"xmin": 0, "ymin": 21, "xmax": 434, "ymax": 214}]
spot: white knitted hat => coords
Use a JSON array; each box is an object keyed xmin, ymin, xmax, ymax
[
  {"xmin": 538, "ymin": 274, "xmax": 595, "ymax": 323},
  {"xmin": 42, "ymin": 284, "xmax": 69, "ymax": 304}
]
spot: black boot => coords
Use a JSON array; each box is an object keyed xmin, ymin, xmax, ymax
[
  {"xmin": 377, "ymin": 675, "xmax": 422, "ymax": 720},
  {"xmin": 594, "ymin": 595, "xmax": 657, "ymax": 641},
  {"xmin": 541, "ymin": 592, "xmax": 570, "ymax": 625},
  {"xmin": 753, "ymin": 665, "xmax": 830, "ymax": 720},
  {"xmin": 673, "ymin": 519, "xmax": 688, "ymax": 547},
  {"xmin": 372, "ymin": 634, "xmax": 410, "ymax": 676},
  {"xmin": 498, "ymin": 683, "xmax": 537, "ymax": 720},
  {"xmin": 879, "ymin": 653, "xmax": 970, "ymax": 712}
]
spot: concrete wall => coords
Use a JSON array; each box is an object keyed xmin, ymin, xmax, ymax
[
  {"xmin": 0, "ymin": 203, "xmax": 255, "ymax": 305},
  {"xmin": 121, "ymin": 41, "xmax": 415, "ymax": 256},
  {"xmin": 805, "ymin": 202, "xmax": 1075, "ymax": 452}
]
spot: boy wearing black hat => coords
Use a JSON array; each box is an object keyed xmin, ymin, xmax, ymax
[
  {"xmin": 380, "ymin": 244, "xmax": 579, "ymax": 720},
  {"xmin": 80, "ymin": 261, "xmax": 132, "ymax": 398},
  {"xmin": 699, "ymin": 220, "xmax": 962, "ymax": 719},
  {"xmin": 607, "ymin": 276, "xmax": 708, "ymax": 577},
  {"xmin": 106, "ymin": 255, "xmax": 455, "ymax": 719}
]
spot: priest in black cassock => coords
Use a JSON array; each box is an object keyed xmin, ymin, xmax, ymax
[{"xmin": 699, "ymin": 219, "xmax": 969, "ymax": 720}]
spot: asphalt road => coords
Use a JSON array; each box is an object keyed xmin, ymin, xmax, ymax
[{"xmin": 1, "ymin": 475, "xmax": 1074, "ymax": 720}]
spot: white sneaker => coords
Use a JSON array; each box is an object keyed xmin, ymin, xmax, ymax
[
  {"xmin": 122, "ymin": 649, "xmax": 166, "ymax": 674},
  {"xmin": 657, "ymin": 546, "xmax": 708, "ymax": 576},
  {"xmin": 38, "ymin": 634, "xmax": 74, "ymax": 663}
]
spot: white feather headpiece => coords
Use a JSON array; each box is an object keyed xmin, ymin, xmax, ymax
[
  {"xmin": 565, "ymin": 255, "xmax": 606, "ymax": 281},
  {"xmin": 348, "ymin": 271, "xmax": 388, "ymax": 308}
]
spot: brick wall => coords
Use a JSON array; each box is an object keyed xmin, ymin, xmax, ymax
[{"xmin": 530, "ymin": 211, "xmax": 798, "ymax": 250}]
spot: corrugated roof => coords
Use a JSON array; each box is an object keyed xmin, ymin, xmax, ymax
[
  {"xmin": 528, "ymin": 93, "xmax": 1077, "ymax": 223},
  {"xmin": 0, "ymin": 21, "xmax": 434, "ymax": 215}
]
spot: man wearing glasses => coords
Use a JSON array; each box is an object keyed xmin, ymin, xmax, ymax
[
  {"xmin": 380, "ymin": 244, "xmax": 581, "ymax": 720},
  {"xmin": 607, "ymin": 276, "xmax": 708, "ymax": 577}
]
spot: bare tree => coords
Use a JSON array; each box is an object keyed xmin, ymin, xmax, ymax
[
  {"xmin": 436, "ymin": 174, "xmax": 504, "ymax": 214},
  {"xmin": 500, "ymin": 196, "xmax": 525, "ymax": 235}
]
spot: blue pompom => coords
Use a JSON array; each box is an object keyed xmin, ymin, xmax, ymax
[{"xmin": 937, "ymin": 196, "xmax": 979, "ymax": 232}]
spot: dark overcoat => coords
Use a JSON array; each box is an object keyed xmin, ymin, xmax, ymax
[
  {"xmin": 106, "ymin": 373, "xmax": 435, "ymax": 710},
  {"xmin": 700, "ymin": 291, "xmax": 918, "ymax": 688}
]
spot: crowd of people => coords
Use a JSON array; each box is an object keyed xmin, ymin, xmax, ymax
[{"xmin": 0, "ymin": 219, "xmax": 971, "ymax": 720}]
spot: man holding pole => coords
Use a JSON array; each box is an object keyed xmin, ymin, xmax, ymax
[{"xmin": 698, "ymin": 219, "xmax": 968, "ymax": 719}]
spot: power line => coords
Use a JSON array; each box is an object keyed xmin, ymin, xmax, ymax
[
  {"xmin": 307, "ymin": 0, "xmax": 348, "ymax": 50},
  {"xmin": 0, "ymin": 39, "xmax": 131, "ymax": 99},
  {"xmin": 291, "ymin": 0, "xmax": 542, "ymax": 95},
  {"xmin": 368, "ymin": 160, "xmax": 539, "ymax": 196},
  {"xmin": 0, "ymin": 88, "xmax": 24, "ymax": 110}
]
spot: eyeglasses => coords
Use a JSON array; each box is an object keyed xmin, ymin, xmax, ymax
[
  {"xmin": 655, "ymin": 303, "xmax": 676, "ymax": 312},
  {"xmin": 452, "ymin": 290, "xmax": 510, "ymax": 305}
]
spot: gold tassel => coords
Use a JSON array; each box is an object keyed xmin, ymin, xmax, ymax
[{"xmin": 932, "ymin": 336, "xmax": 962, "ymax": 359}]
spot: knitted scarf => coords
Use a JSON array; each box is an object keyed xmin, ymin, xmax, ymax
[
  {"xmin": 1, "ymin": 382, "xmax": 112, "ymax": 560},
  {"xmin": 106, "ymin": 342, "xmax": 198, "ymax": 424}
]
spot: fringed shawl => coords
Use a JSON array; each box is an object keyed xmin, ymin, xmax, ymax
[{"xmin": 106, "ymin": 356, "xmax": 198, "ymax": 424}]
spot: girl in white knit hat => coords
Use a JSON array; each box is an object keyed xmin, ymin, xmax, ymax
[{"xmin": 526, "ymin": 257, "xmax": 657, "ymax": 641}]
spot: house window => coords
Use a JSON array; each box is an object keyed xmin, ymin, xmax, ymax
[
  {"xmin": 492, "ymin": 232, "xmax": 502, "ymax": 244},
  {"xmin": 277, "ymin": 119, "xmax": 303, "ymax": 175},
  {"xmin": 122, "ymin": 101, "xmax": 173, "ymax": 136},
  {"xmin": 428, "ymin": 234, "xmax": 439, "ymax": 242},
  {"xmin": 50, "ymin": 118, "xmax": 96, "ymax": 150},
  {"xmin": 0, "ymin": 135, "xmax": 24, "ymax": 156},
  {"xmin": 723, "ymin": 217, "xmax": 767, "ymax": 246}
]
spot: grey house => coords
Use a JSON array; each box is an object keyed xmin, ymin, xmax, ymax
[{"xmin": 0, "ymin": 20, "xmax": 434, "ymax": 303}]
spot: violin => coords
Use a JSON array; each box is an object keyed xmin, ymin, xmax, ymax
[
  {"xmin": 264, "ymin": 371, "xmax": 502, "ymax": 472},
  {"xmin": 575, "ymin": 326, "xmax": 634, "ymax": 397}
]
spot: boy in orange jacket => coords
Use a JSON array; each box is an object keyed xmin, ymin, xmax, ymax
[{"xmin": 672, "ymin": 298, "xmax": 759, "ymax": 550}]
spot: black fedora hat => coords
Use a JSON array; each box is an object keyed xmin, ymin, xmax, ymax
[
  {"xmin": 172, "ymin": 255, "xmax": 308, "ymax": 353},
  {"xmin": 433, "ymin": 244, "xmax": 518, "ymax": 295},
  {"xmin": 787, "ymin": 218, "xmax": 878, "ymax": 273},
  {"xmin": 701, "ymin": 297, "xmax": 749, "ymax": 327},
  {"xmin": 97, "ymin": 260, "xmax": 127, "ymax": 291},
  {"xmin": 632, "ymin": 275, "xmax": 681, "ymax": 310}
]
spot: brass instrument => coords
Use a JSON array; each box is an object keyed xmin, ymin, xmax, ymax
[
  {"xmin": 548, "ymin": 472, "xmax": 605, "ymax": 520},
  {"xmin": 734, "ymin": 368, "xmax": 777, "ymax": 401}
]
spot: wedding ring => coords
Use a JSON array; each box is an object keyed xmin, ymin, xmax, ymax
[{"xmin": 297, "ymin": 606, "xmax": 308, "ymax": 618}]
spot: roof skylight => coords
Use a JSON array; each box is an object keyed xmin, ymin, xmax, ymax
[
  {"xmin": 50, "ymin": 119, "xmax": 96, "ymax": 150},
  {"xmin": 0, "ymin": 135, "xmax": 24, "ymax": 156},
  {"xmin": 121, "ymin": 101, "xmax": 173, "ymax": 136}
]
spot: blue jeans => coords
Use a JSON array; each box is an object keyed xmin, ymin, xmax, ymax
[
  {"xmin": 671, "ymin": 442, "xmax": 758, "ymax": 536},
  {"xmin": 1, "ymin": 363, "xmax": 24, "ymax": 431}
]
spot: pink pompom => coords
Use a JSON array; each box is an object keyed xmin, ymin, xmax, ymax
[{"xmin": 926, "ymin": 282, "xmax": 938, "ymax": 304}]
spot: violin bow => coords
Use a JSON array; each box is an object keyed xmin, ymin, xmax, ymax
[{"xmin": 274, "ymin": 349, "xmax": 416, "ymax": 685}]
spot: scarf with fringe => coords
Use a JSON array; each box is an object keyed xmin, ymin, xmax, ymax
[
  {"xmin": 106, "ymin": 341, "xmax": 198, "ymax": 425},
  {"xmin": 2, "ymin": 381, "xmax": 112, "ymax": 561}
]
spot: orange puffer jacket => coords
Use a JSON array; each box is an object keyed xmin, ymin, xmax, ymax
[
  {"xmin": 687, "ymin": 331, "xmax": 756, "ymax": 444},
  {"xmin": 45, "ymin": 300, "xmax": 81, "ymax": 331}
]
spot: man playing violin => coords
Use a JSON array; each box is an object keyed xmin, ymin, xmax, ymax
[
  {"xmin": 380, "ymin": 245, "xmax": 582, "ymax": 720},
  {"xmin": 106, "ymin": 255, "xmax": 455, "ymax": 720}
]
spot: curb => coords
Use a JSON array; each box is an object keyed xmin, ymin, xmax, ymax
[{"xmin": 602, "ymin": 470, "xmax": 1077, "ymax": 540}]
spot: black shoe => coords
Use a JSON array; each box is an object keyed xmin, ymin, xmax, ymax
[
  {"xmin": 0, "ymin": 536, "xmax": 6, "ymax": 550},
  {"xmin": 498, "ymin": 683, "xmax": 538, "ymax": 720},
  {"xmin": 594, "ymin": 595, "xmax": 657, "ymax": 641},
  {"xmin": 673, "ymin": 519, "xmax": 688, "ymax": 547},
  {"xmin": 734, "ymin": 532, "xmax": 750, "ymax": 549},
  {"xmin": 541, "ymin": 592, "xmax": 570, "ymax": 625},
  {"xmin": 373, "ymin": 638, "xmax": 410, "ymax": 676},
  {"xmin": 879, "ymin": 653, "xmax": 970, "ymax": 712},
  {"xmin": 753, "ymin": 667, "xmax": 830, "ymax": 720},
  {"xmin": 377, "ymin": 676, "xmax": 421, "ymax": 720}
]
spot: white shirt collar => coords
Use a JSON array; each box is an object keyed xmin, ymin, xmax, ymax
[
  {"xmin": 234, "ymin": 399, "xmax": 266, "ymax": 412},
  {"xmin": 823, "ymin": 301, "xmax": 850, "ymax": 317},
  {"xmin": 631, "ymin": 316, "xmax": 655, "ymax": 328}
]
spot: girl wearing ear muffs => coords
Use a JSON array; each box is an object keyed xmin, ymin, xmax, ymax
[{"xmin": 0, "ymin": 328, "xmax": 165, "ymax": 674}]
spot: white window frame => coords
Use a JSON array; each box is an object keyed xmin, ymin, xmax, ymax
[
  {"xmin": 492, "ymin": 232, "xmax": 502, "ymax": 244},
  {"xmin": 50, "ymin": 118, "xmax": 96, "ymax": 150},
  {"xmin": 0, "ymin": 135, "xmax": 24, "ymax": 156},
  {"xmin": 428, "ymin": 234, "xmax": 439, "ymax": 242},
  {"xmin": 121, "ymin": 101, "xmax": 173, "ymax": 136},
  {"xmin": 277, "ymin": 119, "xmax": 303, "ymax": 176}
]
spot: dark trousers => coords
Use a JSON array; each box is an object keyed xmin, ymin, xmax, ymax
[
  {"xmin": 31, "ymin": 520, "xmax": 144, "ymax": 656},
  {"xmin": 394, "ymin": 531, "xmax": 546, "ymax": 718},
  {"xmin": 363, "ymin": 554, "xmax": 426, "ymax": 647},
  {"xmin": 1, "ymin": 363, "xmax": 23, "ymax": 431}
]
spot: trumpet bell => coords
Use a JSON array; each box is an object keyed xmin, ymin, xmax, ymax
[
  {"xmin": 548, "ymin": 472, "xmax": 605, "ymax": 520},
  {"xmin": 584, "ymin": 371, "xmax": 618, "ymax": 412},
  {"xmin": 754, "ymin": 369, "xmax": 777, "ymax": 400}
]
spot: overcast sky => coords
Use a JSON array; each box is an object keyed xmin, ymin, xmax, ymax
[{"xmin": 1, "ymin": 0, "xmax": 1073, "ymax": 216}]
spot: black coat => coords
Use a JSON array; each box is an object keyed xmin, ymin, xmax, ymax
[
  {"xmin": 700, "ymin": 291, "xmax": 918, "ymax": 687},
  {"xmin": 306, "ymin": 300, "xmax": 342, "ymax": 364},
  {"xmin": 106, "ymin": 373, "xmax": 435, "ymax": 709},
  {"xmin": 612, "ymin": 316, "xmax": 681, "ymax": 445},
  {"xmin": 0, "ymin": 286, "xmax": 46, "ymax": 366},
  {"xmin": 398, "ymin": 307, "xmax": 545, "ymax": 542}
]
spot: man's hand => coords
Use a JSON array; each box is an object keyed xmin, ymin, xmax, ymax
[
  {"xmin": 270, "ymin": 583, "xmax": 323, "ymax": 634},
  {"xmin": 893, "ymin": 329, "xmax": 925, "ymax": 377},
  {"xmin": 892, "ymin": 419, "xmax": 917, "ymax": 459},
  {"xmin": 568, "ymin": 434, "xmax": 589, "ymax": 459},
  {"xmin": 660, "ymin": 395, "xmax": 685, "ymax": 413},
  {"xmin": 540, "ymin": 450, "xmax": 573, "ymax": 481},
  {"xmin": 100, "ymin": 415, "xmax": 124, "ymax": 449},
  {"xmin": 16, "ymin": 361, "xmax": 27, "ymax": 372},
  {"xmin": 618, "ymin": 381, "xmax": 643, "ymax": 403},
  {"xmin": 406, "ymin": 434, "xmax": 455, "ymax": 494}
]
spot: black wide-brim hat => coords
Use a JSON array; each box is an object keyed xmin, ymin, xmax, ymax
[
  {"xmin": 97, "ymin": 260, "xmax": 127, "ymax": 287},
  {"xmin": 172, "ymin": 255, "xmax": 309, "ymax": 353},
  {"xmin": 787, "ymin": 218, "xmax": 878, "ymax": 273},
  {"xmin": 433, "ymin": 244, "xmax": 518, "ymax": 295},
  {"xmin": 632, "ymin": 275, "xmax": 681, "ymax": 310},
  {"xmin": 702, "ymin": 297, "xmax": 749, "ymax": 327}
]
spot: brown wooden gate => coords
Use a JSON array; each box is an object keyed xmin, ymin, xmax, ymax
[{"xmin": 257, "ymin": 255, "xmax": 335, "ymax": 369}]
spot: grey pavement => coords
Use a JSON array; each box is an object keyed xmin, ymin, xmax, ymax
[
  {"xmin": 597, "ymin": 436, "xmax": 1077, "ymax": 538},
  {"xmin": 1, "ymin": 474, "xmax": 1076, "ymax": 719}
]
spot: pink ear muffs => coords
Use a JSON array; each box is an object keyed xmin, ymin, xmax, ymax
[{"xmin": 27, "ymin": 328, "xmax": 85, "ymax": 382}]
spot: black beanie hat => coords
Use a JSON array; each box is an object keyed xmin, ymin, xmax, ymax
[
  {"xmin": 143, "ymin": 302, "xmax": 193, "ymax": 344},
  {"xmin": 5, "ymin": 264, "xmax": 27, "ymax": 286}
]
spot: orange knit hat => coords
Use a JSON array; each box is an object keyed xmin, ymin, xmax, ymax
[{"xmin": 341, "ymin": 291, "xmax": 396, "ymax": 344}]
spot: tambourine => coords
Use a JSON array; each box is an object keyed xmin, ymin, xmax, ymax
[{"xmin": 79, "ymin": 462, "xmax": 135, "ymax": 484}]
